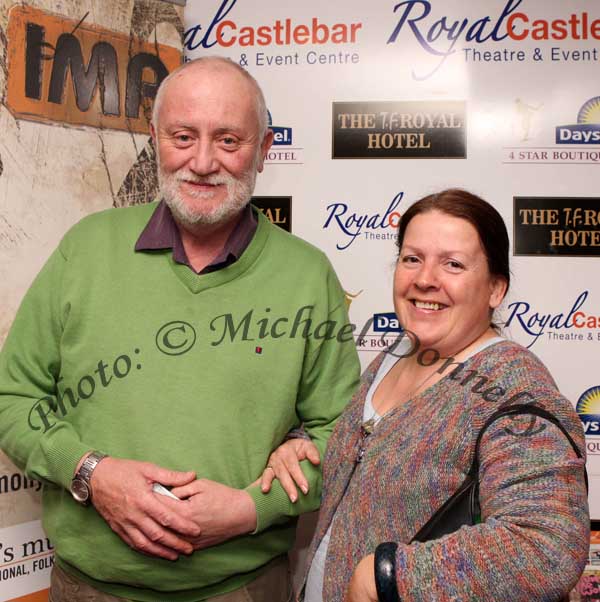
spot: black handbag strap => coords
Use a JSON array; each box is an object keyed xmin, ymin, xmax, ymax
[
  {"xmin": 411, "ymin": 403, "xmax": 588, "ymax": 543},
  {"xmin": 469, "ymin": 404, "xmax": 588, "ymax": 522}
]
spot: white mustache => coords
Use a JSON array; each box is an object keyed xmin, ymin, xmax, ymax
[{"xmin": 175, "ymin": 172, "xmax": 233, "ymax": 186}]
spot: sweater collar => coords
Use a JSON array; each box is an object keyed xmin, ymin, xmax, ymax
[{"xmin": 165, "ymin": 209, "xmax": 273, "ymax": 294}]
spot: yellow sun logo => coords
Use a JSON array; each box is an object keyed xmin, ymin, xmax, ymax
[
  {"xmin": 344, "ymin": 289, "xmax": 363, "ymax": 311},
  {"xmin": 577, "ymin": 386, "xmax": 600, "ymax": 416},
  {"xmin": 578, "ymin": 97, "xmax": 600, "ymax": 125}
]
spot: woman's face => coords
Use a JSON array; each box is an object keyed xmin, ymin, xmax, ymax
[{"xmin": 394, "ymin": 210, "xmax": 507, "ymax": 358}]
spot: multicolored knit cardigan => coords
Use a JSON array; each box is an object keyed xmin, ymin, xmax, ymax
[{"xmin": 302, "ymin": 340, "xmax": 589, "ymax": 602}]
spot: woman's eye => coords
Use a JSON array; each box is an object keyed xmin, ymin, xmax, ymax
[
  {"xmin": 446, "ymin": 260, "xmax": 464, "ymax": 270},
  {"xmin": 401, "ymin": 255, "xmax": 419, "ymax": 264}
]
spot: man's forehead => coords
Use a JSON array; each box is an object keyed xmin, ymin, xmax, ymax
[
  {"xmin": 167, "ymin": 63, "xmax": 252, "ymax": 95},
  {"xmin": 158, "ymin": 67, "xmax": 259, "ymax": 128}
]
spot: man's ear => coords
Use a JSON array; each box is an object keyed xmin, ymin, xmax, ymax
[
  {"xmin": 257, "ymin": 129, "xmax": 274, "ymax": 173},
  {"xmin": 150, "ymin": 122, "xmax": 157, "ymax": 145}
]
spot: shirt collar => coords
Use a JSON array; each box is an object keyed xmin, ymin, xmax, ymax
[{"xmin": 135, "ymin": 201, "xmax": 257, "ymax": 273}]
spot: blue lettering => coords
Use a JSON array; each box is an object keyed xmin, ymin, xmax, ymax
[
  {"xmin": 323, "ymin": 193, "xmax": 404, "ymax": 251},
  {"xmin": 465, "ymin": 17, "xmax": 491, "ymax": 42},
  {"xmin": 549, "ymin": 313, "xmax": 567, "ymax": 329},
  {"xmin": 388, "ymin": 1, "xmax": 437, "ymax": 51},
  {"xmin": 489, "ymin": 0, "xmax": 523, "ymax": 41},
  {"xmin": 322, "ymin": 203, "xmax": 363, "ymax": 250},
  {"xmin": 387, "ymin": 0, "xmax": 523, "ymax": 79},
  {"xmin": 565, "ymin": 291, "xmax": 589, "ymax": 327},
  {"xmin": 381, "ymin": 192, "xmax": 403, "ymax": 227},
  {"xmin": 183, "ymin": 0, "xmax": 237, "ymax": 51},
  {"xmin": 366, "ymin": 214, "xmax": 381, "ymax": 229},
  {"xmin": 505, "ymin": 291, "xmax": 589, "ymax": 348}
]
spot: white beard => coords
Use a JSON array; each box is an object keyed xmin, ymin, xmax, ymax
[{"xmin": 157, "ymin": 153, "xmax": 259, "ymax": 226}]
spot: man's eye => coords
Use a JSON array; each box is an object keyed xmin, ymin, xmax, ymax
[
  {"xmin": 176, "ymin": 134, "xmax": 191, "ymax": 143},
  {"xmin": 222, "ymin": 137, "xmax": 237, "ymax": 145},
  {"xmin": 401, "ymin": 255, "xmax": 419, "ymax": 264}
]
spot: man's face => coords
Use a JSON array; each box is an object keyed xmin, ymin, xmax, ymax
[{"xmin": 152, "ymin": 65, "xmax": 273, "ymax": 226}]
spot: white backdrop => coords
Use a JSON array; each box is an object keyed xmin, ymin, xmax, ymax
[
  {"xmin": 184, "ymin": 0, "xmax": 600, "ymax": 512},
  {"xmin": 0, "ymin": 0, "xmax": 599, "ymax": 598}
]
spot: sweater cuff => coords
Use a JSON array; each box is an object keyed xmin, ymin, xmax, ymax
[
  {"xmin": 245, "ymin": 458, "xmax": 323, "ymax": 533},
  {"xmin": 245, "ymin": 481, "xmax": 294, "ymax": 533},
  {"xmin": 41, "ymin": 434, "xmax": 97, "ymax": 489},
  {"xmin": 394, "ymin": 544, "xmax": 410, "ymax": 601}
]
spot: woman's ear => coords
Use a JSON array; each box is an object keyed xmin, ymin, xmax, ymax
[
  {"xmin": 490, "ymin": 276, "xmax": 508, "ymax": 309},
  {"xmin": 489, "ymin": 276, "xmax": 508, "ymax": 309}
]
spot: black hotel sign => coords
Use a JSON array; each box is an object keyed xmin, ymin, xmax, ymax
[
  {"xmin": 252, "ymin": 197, "xmax": 292, "ymax": 232},
  {"xmin": 332, "ymin": 101, "xmax": 466, "ymax": 159},
  {"xmin": 514, "ymin": 197, "xmax": 600, "ymax": 256}
]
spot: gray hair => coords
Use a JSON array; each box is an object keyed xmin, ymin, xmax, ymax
[{"xmin": 151, "ymin": 56, "xmax": 269, "ymax": 136}]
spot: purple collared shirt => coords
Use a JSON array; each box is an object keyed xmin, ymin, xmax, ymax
[{"xmin": 135, "ymin": 201, "xmax": 257, "ymax": 274}]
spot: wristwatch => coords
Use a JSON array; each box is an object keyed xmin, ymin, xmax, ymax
[{"xmin": 70, "ymin": 451, "xmax": 107, "ymax": 506}]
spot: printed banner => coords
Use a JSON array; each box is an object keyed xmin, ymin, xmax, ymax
[
  {"xmin": 6, "ymin": 5, "xmax": 181, "ymax": 133},
  {"xmin": 514, "ymin": 197, "xmax": 600, "ymax": 256},
  {"xmin": 0, "ymin": 520, "xmax": 53, "ymax": 600},
  {"xmin": 183, "ymin": 0, "xmax": 600, "ymax": 515},
  {"xmin": 331, "ymin": 101, "xmax": 466, "ymax": 159},
  {"xmin": 0, "ymin": 0, "xmax": 184, "ymax": 599}
]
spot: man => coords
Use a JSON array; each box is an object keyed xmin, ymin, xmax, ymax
[{"xmin": 0, "ymin": 57, "xmax": 359, "ymax": 602}]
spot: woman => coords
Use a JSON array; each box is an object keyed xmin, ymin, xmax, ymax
[{"xmin": 261, "ymin": 189, "xmax": 589, "ymax": 602}]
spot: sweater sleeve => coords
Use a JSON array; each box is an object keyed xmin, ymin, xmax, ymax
[
  {"xmin": 0, "ymin": 244, "xmax": 92, "ymax": 489},
  {"xmin": 393, "ymin": 413, "xmax": 589, "ymax": 602},
  {"xmin": 246, "ymin": 259, "xmax": 361, "ymax": 532}
]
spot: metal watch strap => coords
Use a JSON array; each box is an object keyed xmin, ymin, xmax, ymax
[
  {"xmin": 72, "ymin": 451, "xmax": 107, "ymax": 505},
  {"xmin": 77, "ymin": 451, "xmax": 107, "ymax": 484}
]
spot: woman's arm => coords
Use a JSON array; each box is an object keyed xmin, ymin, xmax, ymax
[
  {"xmin": 259, "ymin": 437, "xmax": 321, "ymax": 502},
  {"xmin": 383, "ymin": 413, "xmax": 588, "ymax": 602}
]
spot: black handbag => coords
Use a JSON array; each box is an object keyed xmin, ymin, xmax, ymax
[{"xmin": 411, "ymin": 403, "xmax": 588, "ymax": 543}]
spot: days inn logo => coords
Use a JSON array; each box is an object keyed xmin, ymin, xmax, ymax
[
  {"xmin": 556, "ymin": 97, "xmax": 600, "ymax": 145},
  {"xmin": 268, "ymin": 110, "xmax": 292, "ymax": 146},
  {"xmin": 373, "ymin": 312, "xmax": 403, "ymax": 333},
  {"xmin": 576, "ymin": 386, "xmax": 600, "ymax": 436}
]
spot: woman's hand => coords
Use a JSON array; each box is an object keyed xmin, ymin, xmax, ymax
[
  {"xmin": 346, "ymin": 554, "xmax": 378, "ymax": 602},
  {"xmin": 259, "ymin": 438, "xmax": 320, "ymax": 502}
]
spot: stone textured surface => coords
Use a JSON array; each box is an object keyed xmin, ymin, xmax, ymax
[{"xmin": 0, "ymin": 0, "xmax": 182, "ymax": 529}]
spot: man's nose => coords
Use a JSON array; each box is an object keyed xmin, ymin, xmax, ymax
[{"xmin": 188, "ymin": 141, "xmax": 219, "ymax": 175}]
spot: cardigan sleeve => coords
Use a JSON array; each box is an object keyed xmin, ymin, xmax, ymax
[{"xmin": 393, "ymin": 412, "xmax": 589, "ymax": 602}]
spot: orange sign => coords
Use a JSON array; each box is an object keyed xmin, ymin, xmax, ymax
[
  {"xmin": 6, "ymin": 5, "xmax": 181, "ymax": 133},
  {"xmin": 9, "ymin": 590, "xmax": 49, "ymax": 602}
]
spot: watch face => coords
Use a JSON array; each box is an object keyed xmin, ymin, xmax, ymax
[{"xmin": 71, "ymin": 478, "xmax": 90, "ymax": 504}]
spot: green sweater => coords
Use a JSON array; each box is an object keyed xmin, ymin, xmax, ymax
[{"xmin": 0, "ymin": 203, "xmax": 360, "ymax": 601}]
